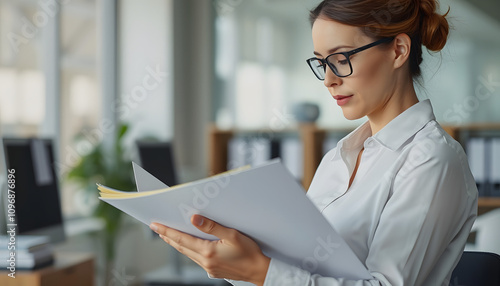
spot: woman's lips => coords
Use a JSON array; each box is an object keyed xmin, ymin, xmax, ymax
[{"xmin": 333, "ymin": 95, "xmax": 353, "ymax": 106}]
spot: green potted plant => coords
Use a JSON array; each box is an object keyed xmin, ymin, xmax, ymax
[{"xmin": 66, "ymin": 123, "xmax": 135, "ymax": 282}]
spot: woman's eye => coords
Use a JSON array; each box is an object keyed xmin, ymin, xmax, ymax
[
  {"xmin": 338, "ymin": 60, "xmax": 348, "ymax": 65},
  {"xmin": 315, "ymin": 61, "xmax": 325, "ymax": 68}
]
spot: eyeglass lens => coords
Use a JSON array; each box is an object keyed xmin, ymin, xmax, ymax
[{"xmin": 308, "ymin": 53, "xmax": 351, "ymax": 80}]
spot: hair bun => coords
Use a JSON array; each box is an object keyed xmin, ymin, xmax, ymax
[{"xmin": 418, "ymin": 0, "xmax": 450, "ymax": 51}]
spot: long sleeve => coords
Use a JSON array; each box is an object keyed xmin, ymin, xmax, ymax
[
  {"xmin": 360, "ymin": 141, "xmax": 477, "ymax": 285},
  {"xmin": 226, "ymin": 258, "xmax": 381, "ymax": 286}
]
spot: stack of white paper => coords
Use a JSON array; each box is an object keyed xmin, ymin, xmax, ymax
[{"xmin": 99, "ymin": 159, "xmax": 371, "ymax": 280}]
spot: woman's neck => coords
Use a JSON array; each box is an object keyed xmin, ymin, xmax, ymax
[{"xmin": 367, "ymin": 80, "xmax": 419, "ymax": 135}]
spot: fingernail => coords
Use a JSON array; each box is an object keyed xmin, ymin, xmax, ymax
[
  {"xmin": 193, "ymin": 215, "xmax": 204, "ymax": 226},
  {"xmin": 150, "ymin": 224, "xmax": 158, "ymax": 232}
]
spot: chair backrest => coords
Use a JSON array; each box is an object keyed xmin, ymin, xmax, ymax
[
  {"xmin": 449, "ymin": 251, "xmax": 500, "ymax": 286},
  {"xmin": 471, "ymin": 208, "xmax": 500, "ymax": 254},
  {"xmin": 136, "ymin": 141, "xmax": 178, "ymax": 186}
]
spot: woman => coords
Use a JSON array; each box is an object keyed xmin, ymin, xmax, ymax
[{"xmin": 150, "ymin": 0, "xmax": 478, "ymax": 285}]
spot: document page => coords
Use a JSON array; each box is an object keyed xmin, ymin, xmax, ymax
[{"xmin": 99, "ymin": 159, "xmax": 371, "ymax": 279}]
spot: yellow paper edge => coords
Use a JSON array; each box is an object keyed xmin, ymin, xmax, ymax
[{"xmin": 98, "ymin": 165, "xmax": 251, "ymax": 199}]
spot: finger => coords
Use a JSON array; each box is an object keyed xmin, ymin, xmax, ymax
[
  {"xmin": 191, "ymin": 215, "xmax": 240, "ymax": 241},
  {"xmin": 157, "ymin": 233, "xmax": 205, "ymax": 265},
  {"xmin": 150, "ymin": 223, "xmax": 201, "ymax": 249},
  {"xmin": 150, "ymin": 223, "xmax": 216, "ymax": 255},
  {"xmin": 157, "ymin": 233, "xmax": 226, "ymax": 277}
]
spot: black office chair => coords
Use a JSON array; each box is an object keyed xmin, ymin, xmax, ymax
[
  {"xmin": 136, "ymin": 141, "xmax": 178, "ymax": 186},
  {"xmin": 449, "ymin": 251, "xmax": 500, "ymax": 286}
]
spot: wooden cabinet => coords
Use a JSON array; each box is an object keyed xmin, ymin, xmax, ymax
[
  {"xmin": 477, "ymin": 197, "xmax": 500, "ymax": 215},
  {"xmin": 450, "ymin": 123, "xmax": 500, "ymax": 212},
  {"xmin": 0, "ymin": 253, "xmax": 94, "ymax": 286},
  {"xmin": 208, "ymin": 123, "xmax": 500, "ymax": 211},
  {"xmin": 208, "ymin": 123, "xmax": 331, "ymax": 190}
]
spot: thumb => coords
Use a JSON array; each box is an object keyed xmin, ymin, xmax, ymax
[{"xmin": 191, "ymin": 214, "xmax": 234, "ymax": 240}]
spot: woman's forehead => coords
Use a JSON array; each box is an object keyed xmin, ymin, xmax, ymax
[{"xmin": 311, "ymin": 19, "xmax": 371, "ymax": 54}]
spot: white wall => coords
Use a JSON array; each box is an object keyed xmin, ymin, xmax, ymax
[
  {"xmin": 218, "ymin": 0, "xmax": 500, "ymax": 130},
  {"xmin": 421, "ymin": 0, "xmax": 500, "ymax": 125},
  {"xmin": 118, "ymin": 0, "xmax": 174, "ymax": 143}
]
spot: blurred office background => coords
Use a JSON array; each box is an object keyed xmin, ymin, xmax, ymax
[{"xmin": 0, "ymin": 0, "xmax": 499, "ymax": 285}]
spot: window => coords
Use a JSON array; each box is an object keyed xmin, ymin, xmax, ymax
[
  {"xmin": 0, "ymin": 2, "xmax": 46, "ymax": 136},
  {"xmin": 0, "ymin": 0, "xmax": 103, "ymax": 218}
]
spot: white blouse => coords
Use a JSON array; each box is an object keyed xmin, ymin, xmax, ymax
[{"xmin": 230, "ymin": 99, "xmax": 478, "ymax": 286}]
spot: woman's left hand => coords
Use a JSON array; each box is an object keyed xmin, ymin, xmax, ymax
[{"xmin": 150, "ymin": 214, "xmax": 270, "ymax": 286}]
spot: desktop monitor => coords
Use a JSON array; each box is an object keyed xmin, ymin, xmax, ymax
[
  {"xmin": 136, "ymin": 141, "xmax": 178, "ymax": 186},
  {"xmin": 1, "ymin": 138, "xmax": 65, "ymax": 243}
]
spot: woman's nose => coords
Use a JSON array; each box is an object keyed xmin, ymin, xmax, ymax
[{"xmin": 323, "ymin": 66, "xmax": 342, "ymax": 88}]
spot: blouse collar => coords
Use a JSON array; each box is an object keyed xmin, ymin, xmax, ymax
[{"xmin": 331, "ymin": 99, "xmax": 436, "ymax": 160}]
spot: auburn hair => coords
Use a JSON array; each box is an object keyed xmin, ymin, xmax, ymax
[{"xmin": 309, "ymin": 0, "xmax": 450, "ymax": 78}]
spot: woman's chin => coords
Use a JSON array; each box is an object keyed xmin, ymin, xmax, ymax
[{"xmin": 341, "ymin": 108, "xmax": 364, "ymax": 121}]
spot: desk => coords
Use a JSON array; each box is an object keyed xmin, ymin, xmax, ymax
[{"xmin": 0, "ymin": 252, "xmax": 94, "ymax": 286}]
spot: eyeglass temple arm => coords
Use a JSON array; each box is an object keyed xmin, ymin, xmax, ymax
[{"xmin": 347, "ymin": 37, "xmax": 395, "ymax": 56}]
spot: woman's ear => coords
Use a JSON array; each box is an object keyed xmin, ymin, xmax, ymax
[{"xmin": 392, "ymin": 33, "xmax": 411, "ymax": 69}]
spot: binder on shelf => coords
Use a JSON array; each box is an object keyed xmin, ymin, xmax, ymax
[
  {"xmin": 281, "ymin": 137, "xmax": 303, "ymax": 181},
  {"xmin": 249, "ymin": 138, "xmax": 271, "ymax": 167},
  {"xmin": 270, "ymin": 139, "xmax": 281, "ymax": 159},
  {"xmin": 227, "ymin": 137, "xmax": 249, "ymax": 169},
  {"xmin": 227, "ymin": 135, "xmax": 305, "ymax": 181},
  {"xmin": 490, "ymin": 138, "xmax": 500, "ymax": 197},
  {"xmin": 227, "ymin": 137, "xmax": 273, "ymax": 169},
  {"xmin": 467, "ymin": 137, "xmax": 488, "ymax": 196}
]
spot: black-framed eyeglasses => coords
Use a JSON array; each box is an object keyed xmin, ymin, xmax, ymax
[{"xmin": 306, "ymin": 37, "xmax": 394, "ymax": 80}]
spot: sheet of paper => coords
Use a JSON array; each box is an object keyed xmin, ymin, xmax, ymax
[
  {"xmin": 101, "ymin": 159, "xmax": 371, "ymax": 280},
  {"xmin": 133, "ymin": 162, "xmax": 169, "ymax": 192}
]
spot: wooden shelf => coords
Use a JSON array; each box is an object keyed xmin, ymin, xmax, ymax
[
  {"xmin": 446, "ymin": 123, "xmax": 500, "ymax": 131},
  {"xmin": 208, "ymin": 123, "xmax": 327, "ymax": 189},
  {"xmin": 478, "ymin": 197, "xmax": 500, "ymax": 208},
  {"xmin": 0, "ymin": 252, "xmax": 94, "ymax": 286},
  {"xmin": 209, "ymin": 123, "xmax": 500, "ymax": 208}
]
